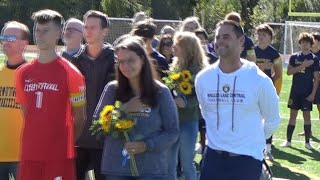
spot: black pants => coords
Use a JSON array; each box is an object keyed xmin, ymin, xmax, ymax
[
  {"xmin": 76, "ymin": 147, "xmax": 104, "ymax": 180},
  {"xmin": 200, "ymin": 147, "xmax": 262, "ymax": 180}
]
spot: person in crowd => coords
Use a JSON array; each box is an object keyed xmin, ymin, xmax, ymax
[
  {"xmin": 180, "ymin": 16, "xmax": 201, "ymax": 32},
  {"xmin": 195, "ymin": 28, "xmax": 218, "ymax": 64},
  {"xmin": 15, "ymin": 9, "xmax": 86, "ymax": 180},
  {"xmin": 171, "ymin": 31, "xmax": 208, "ymax": 180},
  {"xmin": 195, "ymin": 20, "xmax": 280, "ymax": 180},
  {"xmin": 158, "ymin": 34, "xmax": 174, "ymax": 65},
  {"xmin": 160, "ymin": 25, "xmax": 175, "ymax": 36},
  {"xmin": 94, "ymin": 36, "xmax": 179, "ymax": 180},
  {"xmin": 280, "ymin": 32, "xmax": 319, "ymax": 150},
  {"xmin": 132, "ymin": 20, "xmax": 169, "ymax": 78},
  {"xmin": 0, "ymin": 21, "xmax": 29, "ymax": 180},
  {"xmin": 254, "ymin": 23, "xmax": 282, "ymax": 161},
  {"xmin": 71, "ymin": 10, "xmax": 115, "ymax": 180},
  {"xmin": 304, "ymin": 32, "xmax": 320, "ymax": 137},
  {"xmin": 225, "ymin": 12, "xmax": 256, "ymax": 62},
  {"xmin": 61, "ymin": 18, "xmax": 84, "ymax": 60}
]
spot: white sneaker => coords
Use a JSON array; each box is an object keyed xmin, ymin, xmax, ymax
[
  {"xmin": 195, "ymin": 143, "xmax": 202, "ymax": 154},
  {"xmin": 280, "ymin": 141, "xmax": 291, "ymax": 147},
  {"xmin": 265, "ymin": 152, "xmax": 275, "ymax": 161},
  {"xmin": 305, "ymin": 143, "xmax": 315, "ymax": 150}
]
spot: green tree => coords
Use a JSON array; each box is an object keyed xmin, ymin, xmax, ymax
[{"xmin": 101, "ymin": 0, "xmax": 151, "ymax": 18}]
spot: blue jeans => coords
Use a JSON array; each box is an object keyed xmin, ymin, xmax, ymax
[
  {"xmin": 178, "ymin": 121, "xmax": 198, "ymax": 180},
  {"xmin": 0, "ymin": 162, "xmax": 18, "ymax": 180},
  {"xmin": 167, "ymin": 138, "xmax": 179, "ymax": 180},
  {"xmin": 106, "ymin": 175, "xmax": 166, "ymax": 180},
  {"xmin": 200, "ymin": 147, "xmax": 262, "ymax": 180}
]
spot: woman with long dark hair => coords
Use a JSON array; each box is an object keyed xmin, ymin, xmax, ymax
[{"xmin": 94, "ymin": 36, "xmax": 179, "ymax": 180}]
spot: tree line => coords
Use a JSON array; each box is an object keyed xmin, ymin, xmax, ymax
[{"xmin": 0, "ymin": 0, "xmax": 319, "ymax": 43}]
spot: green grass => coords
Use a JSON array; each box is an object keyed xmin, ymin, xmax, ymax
[{"xmin": 269, "ymin": 69, "xmax": 320, "ymax": 180}]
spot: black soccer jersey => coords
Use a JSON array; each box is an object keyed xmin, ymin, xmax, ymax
[
  {"xmin": 289, "ymin": 52, "xmax": 320, "ymax": 94},
  {"xmin": 255, "ymin": 45, "xmax": 281, "ymax": 78}
]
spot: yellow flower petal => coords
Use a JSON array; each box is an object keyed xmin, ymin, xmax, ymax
[
  {"xmin": 181, "ymin": 70, "xmax": 192, "ymax": 82},
  {"xmin": 170, "ymin": 73, "xmax": 181, "ymax": 81},
  {"xmin": 115, "ymin": 120, "xmax": 135, "ymax": 130},
  {"xmin": 179, "ymin": 81, "xmax": 192, "ymax": 95},
  {"xmin": 100, "ymin": 105, "xmax": 114, "ymax": 121}
]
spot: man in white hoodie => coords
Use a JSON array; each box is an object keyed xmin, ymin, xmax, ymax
[{"xmin": 195, "ymin": 20, "xmax": 280, "ymax": 180}]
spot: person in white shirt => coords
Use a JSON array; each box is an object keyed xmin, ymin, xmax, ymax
[{"xmin": 195, "ymin": 20, "xmax": 280, "ymax": 180}]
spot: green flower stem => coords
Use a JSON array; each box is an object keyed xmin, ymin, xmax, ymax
[{"xmin": 124, "ymin": 131, "xmax": 139, "ymax": 177}]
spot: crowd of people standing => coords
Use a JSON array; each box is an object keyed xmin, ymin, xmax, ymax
[{"xmin": 1, "ymin": 7, "xmax": 319, "ymax": 180}]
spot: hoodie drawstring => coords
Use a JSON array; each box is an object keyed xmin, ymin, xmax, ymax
[{"xmin": 216, "ymin": 74, "xmax": 237, "ymax": 132}]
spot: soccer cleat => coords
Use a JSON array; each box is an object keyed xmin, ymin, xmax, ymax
[
  {"xmin": 265, "ymin": 152, "xmax": 275, "ymax": 161},
  {"xmin": 298, "ymin": 132, "xmax": 305, "ymax": 136},
  {"xmin": 305, "ymin": 143, "xmax": 315, "ymax": 150},
  {"xmin": 298, "ymin": 131, "xmax": 312, "ymax": 136},
  {"xmin": 195, "ymin": 143, "xmax": 202, "ymax": 154},
  {"xmin": 280, "ymin": 141, "xmax": 291, "ymax": 147}
]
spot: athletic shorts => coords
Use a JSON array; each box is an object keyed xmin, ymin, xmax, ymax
[
  {"xmin": 199, "ymin": 118, "xmax": 206, "ymax": 129},
  {"xmin": 313, "ymin": 85, "xmax": 320, "ymax": 104},
  {"xmin": 287, "ymin": 90, "xmax": 312, "ymax": 111},
  {"xmin": 18, "ymin": 159, "xmax": 75, "ymax": 180}
]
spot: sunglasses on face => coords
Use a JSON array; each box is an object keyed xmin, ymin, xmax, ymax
[
  {"xmin": 64, "ymin": 27, "xmax": 82, "ymax": 34},
  {"xmin": 162, "ymin": 41, "xmax": 173, "ymax": 47},
  {"xmin": 0, "ymin": 35, "xmax": 17, "ymax": 42}
]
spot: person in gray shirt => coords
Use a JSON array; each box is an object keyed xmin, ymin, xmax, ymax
[{"xmin": 94, "ymin": 36, "xmax": 179, "ymax": 179}]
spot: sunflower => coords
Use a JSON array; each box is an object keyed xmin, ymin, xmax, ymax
[
  {"xmin": 179, "ymin": 81, "xmax": 192, "ymax": 95},
  {"xmin": 181, "ymin": 70, "xmax": 192, "ymax": 82},
  {"xmin": 170, "ymin": 73, "xmax": 181, "ymax": 80},
  {"xmin": 100, "ymin": 105, "xmax": 114, "ymax": 121},
  {"xmin": 99, "ymin": 118, "xmax": 111, "ymax": 132},
  {"xmin": 115, "ymin": 119, "xmax": 135, "ymax": 130}
]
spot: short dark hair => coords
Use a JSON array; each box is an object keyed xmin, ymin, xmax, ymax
[
  {"xmin": 225, "ymin": 12, "xmax": 241, "ymax": 23},
  {"xmin": 115, "ymin": 36, "xmax": 159, "ymax": 107},
  {"xmin": 2, "ymin": 21, "xmax": 30, "ymax": 41},
  {"xmin": 298, "ymin": 32, "xmax": 314, "ymax": 46},
  {"xmin": 195, "ymin": 28, "xmax": 208, "ymax": 40},
  {"xmin": 216, "ymin": 20, "xmax": 244, "ymax": 38},
  {"xmin": 131, "ymin": 20, "xmax": 156, "ymax": 39},
  {"xmin": 83, "ymin": 10, "xmax": 110, "ymax": 28},
  {"xmin": 255, "ymin": 24, "xmax": 274, "ymax": 39},
  {"xmin": 31, "ymin": 9, "xmax": 64, "ymax": 28},
  {"xmin": 312, "ymin": 32, "xmax": 320, "ymax": 41}
]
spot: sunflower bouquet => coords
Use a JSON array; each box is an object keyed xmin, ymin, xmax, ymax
[
  {"xmin": 90, "ymin": 100, "xmax": 139, "ymax": 176},
  {"xmin": 162, "ymin": 68, "xmax": 194, "ymax": 96}
]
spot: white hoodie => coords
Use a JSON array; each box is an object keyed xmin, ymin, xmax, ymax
[{"xmin": 195, "ymin": 59, "xmax": 280, "ymax": 160}]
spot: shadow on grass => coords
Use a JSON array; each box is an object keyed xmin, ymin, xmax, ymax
[
  {"xmin": 270, "ymin": 161, "xmax": 311, "ymax": 180},
  {"xmin": 311, "ymin": 135, "xmax": 320, "ymax": 143},
  {"xmin": 272, "ymin": 146, "xmax": 306, "ymax": 164},
  {"xmin": 290, "ymin": 146, "xmax": 320, "ymax": 161}
]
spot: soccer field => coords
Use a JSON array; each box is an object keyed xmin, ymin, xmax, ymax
[
  {"xmin": 267, "ymin": 69, "xmax": 320, "ymax": 180},
  {"xmin": 2, "ymin": 56, "xmax": 319, "ymax": 179}
]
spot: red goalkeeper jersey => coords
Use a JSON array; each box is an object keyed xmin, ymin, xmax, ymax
[{"xmin": 16, "ymin": 57, "xmax": 85, "ymax": 161}]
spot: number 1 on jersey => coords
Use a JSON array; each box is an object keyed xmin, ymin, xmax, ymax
[{"xmin": 35, "ymin": 91, "xmax": 43, "ymax": 108}]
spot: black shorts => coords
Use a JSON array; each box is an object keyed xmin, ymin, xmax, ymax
[
  {"xmin": 288, "ymin": 90, "xmax": 312, "ymax": 111},
  {"xmin": 199, "ymin": 118, "xmax": 206, "ymax": 129},
  {"xmin": 313, "ymin": 84, "xmax": 320, "ymax": 104}
]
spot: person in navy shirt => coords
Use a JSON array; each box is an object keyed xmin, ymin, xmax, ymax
[
  {"xmin": 280, "ymin": 32, "xmax": 319, "ymax": 150},
  {"xmin": 255, "ymin": 23, "xmax": 282, "ymax": 160},
  {"xmin": 225, "ymin": 12, "xmax": 256, "ymax": 62}
]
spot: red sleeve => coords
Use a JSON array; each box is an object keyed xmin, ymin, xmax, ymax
[
  {"xmin": 15, "ymin": 68, "xmax": 25, "ymax": 105},
  {"xmin": 67, "ymin": 65, "xmax": 86, "ymax": 107}
]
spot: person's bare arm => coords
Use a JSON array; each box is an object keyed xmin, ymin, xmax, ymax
[{"xmin": 72, "ymin": 102, "xmax": 86, "ymax": 142}]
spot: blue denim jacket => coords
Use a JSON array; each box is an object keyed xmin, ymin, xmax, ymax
[{"xmin": 93, "ymin": 80, "xmax": 179, "ymax": 177}]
